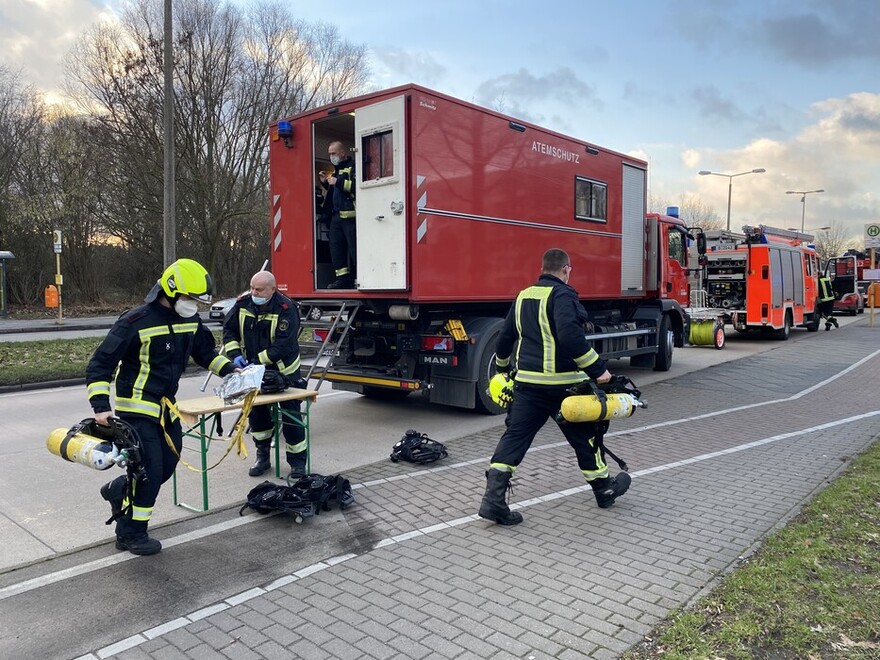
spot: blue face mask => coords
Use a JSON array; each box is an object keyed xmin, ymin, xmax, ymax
[{"xmin": 251, "ymin": 295, "xmax": 269, "ymax": 306}]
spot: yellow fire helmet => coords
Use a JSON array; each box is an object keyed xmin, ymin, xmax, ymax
[
  {"xmin": 158, "ymin": 258, "xmax": 213, "ymax": 304},
  {"xmin": 488, "ymin": 372, "xmax": 514, "ymax": 408}
]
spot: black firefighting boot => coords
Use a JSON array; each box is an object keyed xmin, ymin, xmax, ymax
[
  {"xmin": 825, "ymin": 322, "xmax": 832, "ymax": 331},
  {"xmin": 832, "ymin": 317, "xmax": 839, "ymax": 328},
  {"xmin": 100, "ymin": 475, "xmax": 127, "ymax": 523},
  {"xmin": 287, "ymin": 452, "xmax": 308, "ymax": 481},
  {"xmin": 478, "ymin": 469, "xmax": 523, "ymax": 526},
  {"xmin": 248, "ymin": 443, "xmax": 272, "ymax": 477},
  {"xmin": 115, "ymin": 518, "xmax": 162, "ymax": 556},
  {"xmin": 590, "ymin": 472, "xmax": 632, "ymax": 509}
]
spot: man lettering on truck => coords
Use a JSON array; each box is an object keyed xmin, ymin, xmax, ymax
[
  {"xmin": 478, "ymin": 248, "xmax": 631, "ymax": 526},
  {"xmin": 320, "ymin": 141, "xmax": 357, "ymax": 289}
]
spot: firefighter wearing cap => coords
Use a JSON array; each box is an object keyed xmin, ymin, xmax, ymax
[
  {"xmin": 222, "ymin": 270, "xmax": 307, "ymax": 479},
  {"xmin": 86, "ymin": 258, "xmax": 235, "ymax": 555},
  {"xmin": 478, "ymin": 248, "xmax": 630, "ymax": 526}
]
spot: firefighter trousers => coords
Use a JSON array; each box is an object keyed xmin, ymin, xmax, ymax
[
  {"xmin": 489, "ymin": 383, "xmax": 608, "ymax": 481},
  {"xmin": 249, "ymin": 398, "xmax": 306, "ymax": 466},
  {"xmin": 118, "ymin": 412, "xmax": 182, "ymax": 524},
  {"xmin": 329, "ymin": 213, "xmax": 357, "ymax": 279}
]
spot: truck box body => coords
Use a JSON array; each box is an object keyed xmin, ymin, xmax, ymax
[{"xmin": 268, "ymin": 84, "xmax": 690, "ymax": 411}]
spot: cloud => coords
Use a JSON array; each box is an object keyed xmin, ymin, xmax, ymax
[
  {"xmin": 0, "ymin": 0, "xmax": 117, "ymax": 96},
  {"xmin": 369, "ymin": 46, "xmax": 446, "ymax": 89},
  {"xmin": 690, "ymin": 93, "xmax": 880, "ymax": 236},
  {"xmin": 755, "ymin": 3, "xmax": 880, "ymax": 67},
  {"xmin": 691, "ymin": 86, "xmax": 748, "ymax": 123},
  {"xmin": 472, "ymin": 67, "xmax": 600, "ymax": 125}
]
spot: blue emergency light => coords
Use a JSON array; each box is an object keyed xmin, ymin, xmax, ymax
[{"xmin": 277, "ymin": 121, "xmax": 293, "ymax": 147}]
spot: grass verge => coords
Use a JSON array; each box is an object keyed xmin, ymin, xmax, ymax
[
  {"xmin": 624, "ymin": 440, "xmax": 880, "ymax": 659},
  {"xmin": 0, "ymin": 331, "xmax": 225, "ymax": 387}
]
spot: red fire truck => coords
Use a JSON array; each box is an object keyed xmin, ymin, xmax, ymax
[
  {"xmin": 268, "ymin": 84, "xmax": 690, "ymax": 413},
  {"xmin": 695, "ymin": 225, "xmax": 823, "ymax": 338}
]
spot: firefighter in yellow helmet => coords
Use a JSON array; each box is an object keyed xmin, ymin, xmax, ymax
[
  {"xmin": 86, "ymin": 259, "xmax": 235, "ymax": 555},
  {"xmin": 478, "ymin": 248, "xmax": 630, "ymax": 526}
]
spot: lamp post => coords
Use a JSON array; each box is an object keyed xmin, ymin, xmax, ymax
[
  {"xmin": 785, "ymin": 189, "xmax": 824, "ymax": 233},
  {"xmin": 699, "ymin": 168, "xmax": 766, "ymax": 231}
]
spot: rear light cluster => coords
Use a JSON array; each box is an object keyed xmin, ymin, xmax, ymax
[{"xmin": 421, "ymin": 336, "xmax": 454, "ymax": 351}]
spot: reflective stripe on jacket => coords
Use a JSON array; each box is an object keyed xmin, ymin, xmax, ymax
[
  {"xmin": 87, "ymin": 301, "xmax": 233, "ymax": 418},
  {"xmin": 819, "ymin": 276, "xmax": 835, "ymax": 302},
  {"xmin": 223, "ymin": 293, "xmax": 302, "ymax": 377},
  {"xmin": 495, "ymin": 274, "xmax": 606, "ymax": 386}
]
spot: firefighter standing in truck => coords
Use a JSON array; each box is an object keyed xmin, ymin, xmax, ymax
[
  {"xmin": 223, "ymin": 270, "xmax": 307, "ymax": 478},
  {"xmin": 478, "ymin": 248, "xmax": 631, "ymax": 526},
  {"xmin": 88, "ymin": 259, "xmax": 235, "ymax": 555},
  {"xmin": 320, "ymin": 141, "xmax": 357, "ymax": 289}
]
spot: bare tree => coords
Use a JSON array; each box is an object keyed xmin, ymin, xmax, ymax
[
  {"xmin": 65, "ymin": 0, "xmax": 369, "ymax": 294},
  {"xmin": 648, "ymin": 192, "xmax": 723, "ymax": 230},
  {"xmin": 813, "ymin": 220, "xmax": 859, "ymax": 265}
]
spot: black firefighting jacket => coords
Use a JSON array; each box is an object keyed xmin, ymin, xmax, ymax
[
  {"xmin": 495, "ymin": 273, "xmax": 606, "ymax": 386},
  {"xmin": 325, "ymin": 156, "xmax": 356, "ymax": 219},
  {"xmin": 222, "ymin": 292, "xmax": 302, "ymax": 379},
  {"xmin": 87, "ymin": 301, "xmax": 234, "ymax": 418}
]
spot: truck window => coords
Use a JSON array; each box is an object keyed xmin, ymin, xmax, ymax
[
  {"xmin": 575, "ymin": 176, "xmax": 607, "ymax": 222},
  {"xmin": 362, "ymin": 130, "xmax": 394, "ymax": 181},
  {"xmin": 668, "ymin": 230, "xmax": 685, "ymax": 265}
]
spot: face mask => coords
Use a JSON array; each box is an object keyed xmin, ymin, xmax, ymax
[
  {"xmin": 251, "ymin": 295, "xmax": 269, "ymax": 306},
  {"xmin": 174, "ymin": 297, "xmax": 199, "ymax": 318},
  {"xmin": 329, "ymin": 155, "xmax": 340, "ymax": 166}
]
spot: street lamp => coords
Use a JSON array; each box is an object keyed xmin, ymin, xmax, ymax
[
  {"xmin": 699, "ymin": 168, "xmax": 766, "ymax": 231},
  {"xmin": 785, "ymin": 189, "xmax": 824, "ymax": 233}
]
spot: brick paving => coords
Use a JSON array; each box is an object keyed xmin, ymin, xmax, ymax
[{"xmin": 76, "ymin": 326, "xmax": 880, "ymax": 660}]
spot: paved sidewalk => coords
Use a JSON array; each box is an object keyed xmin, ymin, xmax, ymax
[{"xmin": 2, "ymin": 321, "xmax": 878, "ymax": 659}]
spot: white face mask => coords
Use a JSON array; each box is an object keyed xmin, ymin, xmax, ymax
[
  {"xmin": 329, "ymin": 155, "xmax": 340, "ymax": 166},
  {"xmin": 251, "ymin": 295, "xmax": 269, "ymax": 306},
  {"xmin": 174, "ymin": 297, "xmax": 199, "ymax": 318}
]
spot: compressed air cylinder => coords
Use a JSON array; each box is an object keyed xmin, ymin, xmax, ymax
[
  {"xmin": 558, "ymin": 393, "xmax": 641, "ymax": 423},
  {"xmin": 46, "ymin": 428, "xmax": 120, "ymax": 470}
]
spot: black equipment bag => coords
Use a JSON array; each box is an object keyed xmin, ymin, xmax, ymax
[
  {"xmin": 260, "ymin": 370, "xmax": 288, "ymax": 394},
  {"xmin": 390, "ymin": 429, "xmax": 448, "ymax": 464},
  {"xmin": 239, "ymin": 474, "xmax": 354, "ymax": 519}
]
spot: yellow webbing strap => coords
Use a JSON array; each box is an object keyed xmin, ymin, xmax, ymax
[{"xmin": 160, "ymin": 391, "xmax": 258, "ymax": 473}]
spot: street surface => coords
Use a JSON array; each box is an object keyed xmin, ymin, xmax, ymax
[{"xmin": 0, "ymin": 315, "xmax": 875, "ymax": 659}]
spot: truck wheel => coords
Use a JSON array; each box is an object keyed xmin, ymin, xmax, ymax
[
  {"xmin": 772, "ymin": 312, "xmax": 792, "ymax": 340},
  {"xmin": 713, "ymin": 323, "xmax": 725, "ymax": 349},
  {"xmin": 653, "ymin": 314, "xmax": 673, "ymax": 371},
  {"xmin": 474, "ymin": 331, "xmax": 505, "ymax": 415},
  {"xmin": 806, "ymin": 306, "xmax": 820, "ymax": 332}
]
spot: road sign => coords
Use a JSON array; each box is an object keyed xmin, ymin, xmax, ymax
[
  {"xmin": 52, "ymin": 230, "xmax": 62, "ymax": 254},
  {"xmin": 866, "ymin": 223, "xmax": 880, "ymax": 249}
]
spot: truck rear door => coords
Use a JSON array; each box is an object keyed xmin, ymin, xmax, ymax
[{"xmin": 354, "ymin": 95, "xmax": 408, "ymax": 290}]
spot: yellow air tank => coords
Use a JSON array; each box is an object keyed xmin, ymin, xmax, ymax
[
  {"xmin": 557, "ymin": 392, "xmax": 645, "ymax": 423},
  {"xmin": 47, "ymin": 426, "xmax": 120, "ymax": 470}
]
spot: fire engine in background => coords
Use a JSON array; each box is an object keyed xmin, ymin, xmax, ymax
[
  {"xmin": 692, "ymin": 225, "xmax": 823, "ymax": 339},
  {"xmin": 267, "ymin": 84, "xmax": 690, "ymax": 413}
]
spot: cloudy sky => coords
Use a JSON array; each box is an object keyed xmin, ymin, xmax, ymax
[{"xmin": 3, "ymin": 0, "xmax": 879, "ymax": 241}]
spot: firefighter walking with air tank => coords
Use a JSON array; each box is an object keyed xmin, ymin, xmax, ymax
[{"xmin": 478, "ymin": 248, "xmax": 632, "ymax": 526}]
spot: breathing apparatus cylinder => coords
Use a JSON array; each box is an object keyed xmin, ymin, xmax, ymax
[
  {"xmin": 557, "ymin": 392, "xmax": 645, "ymax": 424},
  {"xmin": 46, "ymin": 426, "xmax": 120, "ymax": 470}
]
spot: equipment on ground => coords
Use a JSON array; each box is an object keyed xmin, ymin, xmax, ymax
[
  {"xmin": 47, "ymin": 418, "xmax": 145, "ymax": 480},
  {"xmin": 556, "ymin": 375, "xmax": 647, "ymax": 424},
  {"xmin": 239, "ymin": 474, "xmax": 355, "ymax": 524},
  {"xmin": 390, "ymin": 429, "xmax": 448, "ymax": 464}
]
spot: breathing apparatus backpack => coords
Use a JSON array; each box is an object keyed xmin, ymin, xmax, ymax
[
  {"xmin": 555, "ymin": 375, "xmax": 648, "ymax": 473},
  {"xmin": 46, "ymin": 417, "xmax": 146, "ymax": 479},
  {"xmin": 390, "ymin": 429, "xmax": 448, "ymax": 464},
  {"xmin": 239, "ymin": 474, "xmax": 355, "ymax": 523}
]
